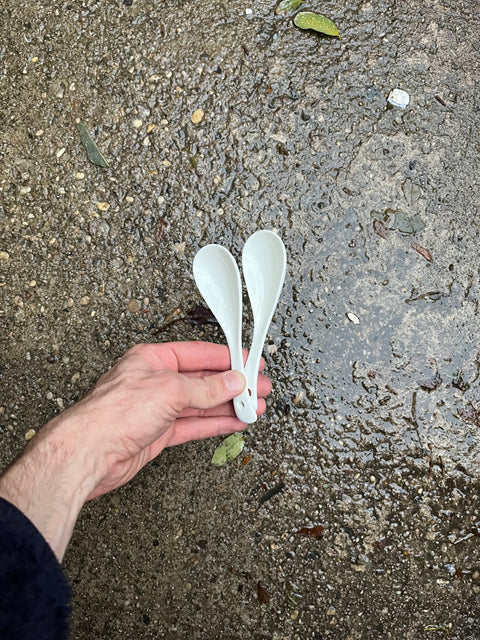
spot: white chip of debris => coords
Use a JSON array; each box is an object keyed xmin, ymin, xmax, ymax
[{"xmin": 387, "ymin": 88, "xmax": 410, "ymax": 109}]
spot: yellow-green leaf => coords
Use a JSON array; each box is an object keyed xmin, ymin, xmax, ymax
[
  {"xmin": 293, "ymin": 11, "xmax": 341, "ymax": 38},
  {"xmin": 275, "ymin": 0, "xmax": 303, "ymax": 16},
  {"xmin": 211, "ymin": 432, "xmax": 245, "ymax": 466}
]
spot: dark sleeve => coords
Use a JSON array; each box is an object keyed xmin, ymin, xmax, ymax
[{"xmin": 0, "ymin": 497, "xmax": 71, "ymax": 640}]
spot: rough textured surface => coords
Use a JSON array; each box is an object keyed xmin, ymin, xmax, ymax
[{"xmin": 1, "ymin": 0, "xmax": 480, "ymax": 638}]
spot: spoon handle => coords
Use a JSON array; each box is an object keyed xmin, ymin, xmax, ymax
[
  {"xmin": 231, "ymin": 354, "xmax": 258, "ymax": 424},
  {"xmin": 244, "ymin": 330, "xmax": 264, "ymax": 412}
]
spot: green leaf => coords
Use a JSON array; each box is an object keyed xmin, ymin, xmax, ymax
[
  {"xmin": 293, "ymin": 11, "xmax": 341, "ymax": 38},
  {"xmin": 275, "ymin": 0, "xmax": 303, "ymax": 16},
  {"xmin": 76, "ymin": 121, "xmax": 109, "ymax": 168},
  {"xmin": 211, "ymin": 432, "xmax": 245, "ymax": 466}
]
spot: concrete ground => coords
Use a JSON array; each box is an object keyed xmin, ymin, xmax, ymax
[{"xmin": 1, "ymin": 0, "xmax": 480, "ymax": 637}]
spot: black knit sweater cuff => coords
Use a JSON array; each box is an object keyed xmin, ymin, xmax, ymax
[{"xmin": 0, "ymin": 496, "xmax": 71, "ymax": 640}]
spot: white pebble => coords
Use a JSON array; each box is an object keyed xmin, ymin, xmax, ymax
[
  {"xmin": 174, "ymin": 242, "xmax": 186, "ymax": 255},
  {"xmin": 387, "ymin": 88, "xmax": 410, "ymax": 109}
]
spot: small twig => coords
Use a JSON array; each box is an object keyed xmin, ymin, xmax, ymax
[{"xmin": 258, "ymin": 482, "xmax": 285, "ymax": 506}]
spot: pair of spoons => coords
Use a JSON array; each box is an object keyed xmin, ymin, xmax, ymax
[{"xmin": 193, "ymin": 230, "xmax": 287, "ymax": 424}]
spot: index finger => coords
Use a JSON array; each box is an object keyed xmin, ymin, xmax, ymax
[{"xmin": 152, "ymin": 341, "xmax": 266, "ymax": 373}]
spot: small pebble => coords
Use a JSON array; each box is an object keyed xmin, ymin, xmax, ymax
[
  {"xmin": 126, "ymin": 196, "xmax": 134, "ymax": 203},
  {"xmin": 56, "ymin": 397, "xmax": 64, "ymax": 409},
  {"xmin": 174, "ymin": 242, "xmax": 186, "ymax": 255},
  {"xmin": 25, "ymin": 429, "xmax": 36, "ymax": 441},
  {"xmin": 98, "ymin": 220, "xmax": 110, "ymax": 235},
  {"xmin": 14, "ymin": 296, "xmax": 23, "ymax": 308},
  {"xmin": 387, "ymin": 88, "xmax": 410, "ymax": 109},
  {"xmin": 128, "ymin": 299, "xmax": 141, "ymax": 314},
  {"xmin": 97, "ymin": 202, "xmax": 110, "ymax": 211},
  {"xmin": 347, "ymin": 312, "xmax": 360, "ymax": 324},
  {"xmin": 293, "ymin": 391, "xmax": 304, "ymax": 406},
  {"xmin": 56, "ymin": 147, "xmax": 66, "ymax": 159},
  {"xmin": 29, "ymin": 280, "xmax": 37, "ymax": 287},
  {"xmin": 133, "ymin": 119, "xmax": 143, "ymax": 128},
  {"xmin": 75, "ymin": 172, "xmax": 85, "ymax": 180},
  {"xmin": 146, "ymin": 123, "xmax": 156, "ymax": 134},
  {"xmin": 267, "ymin": 344, "xmax": 277, "ymax": 355},
  {"xmin": 35, "ymin": 129, "xmax": 44, "ymax": 136},
  {"xmin": 80, "ymin": 296, "xmax": 90, "ymax": 305},
  {"xmin": 66, "ymin": 298, "xmax": 74, "ymax": 308},
  {"xmin": 143, "ymin": 137, "xmax": 151, "ymax": 146},
  {"xmin": 0, "ymin": 251, "xmax": 9, "ymax": 261},
  {"xmin": 191, "ymin": 108, "xmax": 205, "ymax": 124},
  {"xmin": 162, "ymin": 160, "xmax": 172, "ymax": 167},
  {"xmin": 71, "ymin": 372, "xmax": 81, "ymax": 383},
  {"xmin": 20, "ymin": 186, "xmax": 31, "ymax": 195}
]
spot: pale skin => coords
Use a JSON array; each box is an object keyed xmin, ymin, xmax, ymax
[{"xmin": 0, "ymin": 342, "xmax": 271, "ymax": 561}]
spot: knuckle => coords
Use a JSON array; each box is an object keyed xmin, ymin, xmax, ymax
[{"xmin": 126, "ymin": 343, "xmax": 148, "ymax": 358}]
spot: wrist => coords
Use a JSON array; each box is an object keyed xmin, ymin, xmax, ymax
[{"xmin": 0, "ymin": 413, "xmax": 101, "ymax": 560}]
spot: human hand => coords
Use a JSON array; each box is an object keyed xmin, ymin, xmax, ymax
[
  {"xmin": 0, "ymin": 342, "xmax": 272, "ymax": 559},
  {"xmin": 70, "ymin": 341, "xmax": 271, "ymax": 498}
]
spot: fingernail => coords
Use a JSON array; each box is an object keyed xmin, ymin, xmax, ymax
[{"xmin": 224, "ymin": 370, "xmax": 245, "ymax": 394}]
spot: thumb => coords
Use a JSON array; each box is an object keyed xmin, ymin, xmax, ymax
[{"xmin": 181, "ymin": 369, "xmax": 246, "ymax": 410}]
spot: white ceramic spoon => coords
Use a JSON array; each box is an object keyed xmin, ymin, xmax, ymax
[
  {"xmin": 242, "ymin": 230, "xmax": 286, "ymax": 411},
  {"xmin": 193, "ymin": 244, "xmax": 258, "ymax": 424}
]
